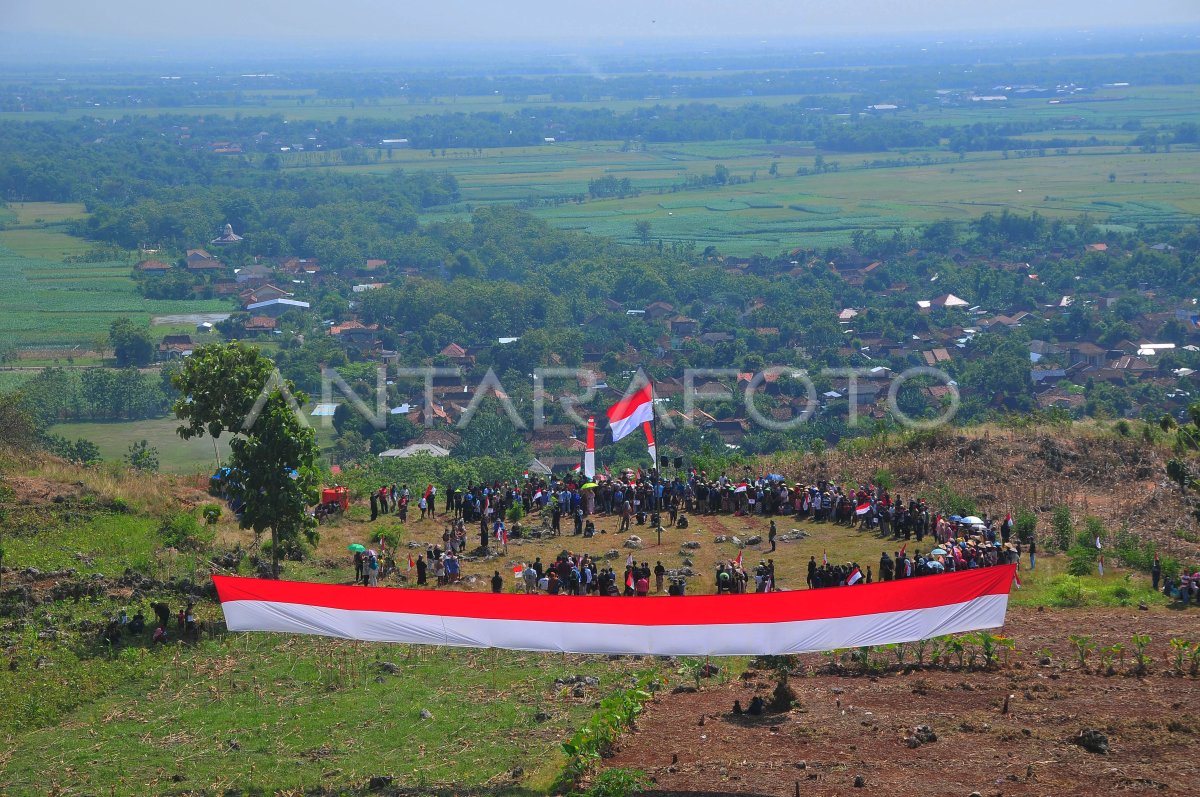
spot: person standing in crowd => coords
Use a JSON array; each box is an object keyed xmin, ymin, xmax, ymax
[
  {"xmin": 768, "ymin": 520, "xmax": 777, "ymax": 553},
  {"xmin": 491, "ymin": 570, "xmax": 503, "ymax": 593}
]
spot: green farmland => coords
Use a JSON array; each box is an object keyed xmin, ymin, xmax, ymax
[
  {"xmin": 317, "ymin": 140, "xmax": 1200, "ymax": 254},
  {"xmin": 0, "ymin": 210, "xmax": 232, "ymax": 349}
]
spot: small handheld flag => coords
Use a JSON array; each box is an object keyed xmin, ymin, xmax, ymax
[{"xmin": 847, "ymin": 567, "xmax": 863, "ymax": 585}]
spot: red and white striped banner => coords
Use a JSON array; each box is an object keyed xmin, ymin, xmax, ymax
[{"xmin": 213, "ymin": 565, "xmax": 1015, "ymax": 656}]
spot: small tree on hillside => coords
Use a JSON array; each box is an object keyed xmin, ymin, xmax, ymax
[
  {"xmin": 227, "ymin": 390, "xmax": 320, "ymax": 578},
  {"xmin": 126, "ymin": 439, "xmax": 160, "ymax": 473}
]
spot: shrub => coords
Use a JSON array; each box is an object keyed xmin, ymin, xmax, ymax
[
  {"xmin": 506, "ymin": 503, "xmax": 525, "ymax": 524},
  {"xmin": 1049, "ymin": 575, "xmax": 1088, "ymax": 607},
  {"xmin": 873, "ymin": 469, "xmax": 896, "ymax": 491},
  {"xmin": 1050, "ymin": 505, "xmax": 1073, "ymax": 552},
  {"xmin": 1014, "ymin": 509, "xmax": 1037, "ymax": 543},
  {"xmin": 158, "ymin": 511, "xmax": 213, "ymax": 551},
  {"xmin": 1067, "ymin": 547, "xmax": 1097, "ymax": 576},
  {"xmin": 585, "ymin": 768, "xmax": 649, "ymax": 797},
  {"xmin": 200, "ymin": 504, "xmax": 222, "ymax": 525},
  {"xmin": 373, "ymin": 527, "xmax": 402, "ymax": 549}
]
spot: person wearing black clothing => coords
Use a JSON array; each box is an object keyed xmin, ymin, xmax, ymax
[
  {"xmin": 416, "ymin": 555, "xmax": 427, "ymax": 586},
  {"xmin": 806, "ymin": 556, "xmax": 817, "ymax": 589},
  {"xmin": 768, "ymin": 520, "xmax": 777, "ymax": 553},
  {"xmin": 369, "ymin": 492, "xmax": 378, "ymax": 521},
  {"xmin": 353, "ymin": 550, "xmax": 364, "ymax": 582},
  {"xmin": 654, "ymin": 561, "xmax": 666, "ymax": 593},
  {"xmin": 879, "ymin": 551, "xmax": 893, "ymax": 581},
  {"xmin": 1151, "ymin": 554, "xmax": 1161, "ymax": 591},
  {"xmin": 491, "ymin": 570, "xmax": 503, "ymax": 593}
]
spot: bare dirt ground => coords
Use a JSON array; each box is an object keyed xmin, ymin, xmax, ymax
[{"xmin": 603, "ymin": 607, "xmax": 1200, "ymax": 797}]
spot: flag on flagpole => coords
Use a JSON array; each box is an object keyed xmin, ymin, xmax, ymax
[
  {"xmin": 822, "ymin": 549, "xmax": 828, "ymax": 566},
  {"xmin": 625, "ymin": 569, "xmax": 634, "ymax": 590},
  {"xmin": 603, "ymin": 463, "xmax": 612, "ymax": 478},
  {"xmin": 606, "ymin": 383, "xmax": 654, "ymax": 443},
  {"xmin": 643, "ymin": 421, "xmax": 657, "ymax": 469},
  {"xmin": 847, "ymin": 567, "xmax": 863, "ymax": 585},
  {"xmin": 407, "ymin": 555, "xmax": 414, "ymax": 571},
  {"xmin": 899, "ymin": 543, "xmax": 907, "ymax": 557},
  {"xmin": 734, "ymin": 550, "xmax": 743, "ymax": 569},
  {"xmin": 584, "ymin": 416, "xmax": 596, "ymax": 479}
]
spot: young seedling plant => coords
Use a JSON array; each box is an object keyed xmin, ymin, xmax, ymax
[
  {"xmin": 1069, "ymin": 634, "xmax": 1096, "ymax": 671},
  {"xmin": 1131, "ymin": 634, "xmax": 1153, "ymax": 675}
]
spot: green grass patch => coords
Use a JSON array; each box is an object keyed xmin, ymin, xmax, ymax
[{"xmin": 48, "ymin": 417, "xmax": 233, "ymax": 474}]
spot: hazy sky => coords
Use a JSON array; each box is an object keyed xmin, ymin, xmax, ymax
[{"xmin": 3, "ymin": 0, "xmax": 1199, "ymax": 43}]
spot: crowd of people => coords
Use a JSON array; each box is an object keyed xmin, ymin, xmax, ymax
[
  {"xmin": 100, "ymin": 600, "xmax": 200, "ymax": 647},
  {"xmin": 342, "ymin": 468, "xmax": 1046, "ymax": 597}
]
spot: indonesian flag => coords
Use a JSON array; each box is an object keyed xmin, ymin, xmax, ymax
[
  {"xmin": 899, "ymin": 543, "xmax": 907, "ymax": 557},
  {"xmin": 607, "ymin": 383, "xmax": 654, "ymax": 443},
  {"xmin": 584, "ymin": 416, "xmax": 596, "ymax": 479},
  {"xmin": 822, "ymin": 549, "xmax": 828, "ymax": 566},
  {"xmin": 573, "ymin": 463, "xmax": 582, "ymax": 474},
  {"xmin": 643, "ymin": 421, "xmax": 656, "ymax": 468},
  {"xmin": 213, "ymin": 565, "xmax": 1016, "ymax": 656},
  {"xmin": 625, "ymin": 569, "xmax": 635, "ymax": 590},
  {"xmin": 407, "ymin": 555, "xmax": 415, "ymax": 571},
  {"xmin": 855, "ymin": 501, "xmax": 872, "ymax": 516},
  {"xmin": 523, "ymin": 470, "xmax": 529, "ymax": 479},
  {"xmin": 512, "ymin": 564, "xmax": 523, "ymax": 576},
  {"xmin": 734, "ymin": 550, "xmax": 743, "ymax": 568},
  {"xmin": 734, "ymin": 482, "xmax": 748, "ymax": 493},
  {"xmin": 847, "ymin": 567, "xmax": 863, "ymax": 585},
  {"xmin": 1012, "ymin": 571, "xmax": 1021, "ymax": 589}
]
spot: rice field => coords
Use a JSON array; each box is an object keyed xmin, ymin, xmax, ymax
[
  {"xmin": 0, "ymin": 235, "xmax": 232, "ymax": 348},
  {"xmin": 320, "ymin": 141, "xmax": 1200, "ymax": 254}
]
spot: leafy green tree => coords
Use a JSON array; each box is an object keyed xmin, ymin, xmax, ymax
[
  {"xmin": 126, "ymin": 439, "xmax": 160, "ymax": 473},
  {"xmin": 227, "ymin": 390, "xmax": 320, "ymax": 577},
  {"xmin": 171, "ymin": 342, "xmax": 276, "ymax": 442},
  {"xmin": 109, "ymin": 317, "xmax": 154, "ymax": 367}
]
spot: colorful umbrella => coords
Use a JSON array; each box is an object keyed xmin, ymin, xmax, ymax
[
  {"xmin": 348, "ymin": 543, "xmax": 366, "ymax": 552},
  {"xmin": 581, "ymin": 482, "xmax": 598, "ymax": 490}
]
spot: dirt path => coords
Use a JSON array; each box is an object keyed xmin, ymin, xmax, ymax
[{"xmin": 604, "ymin": 607, "xmax": 1200, "ymax": 797}]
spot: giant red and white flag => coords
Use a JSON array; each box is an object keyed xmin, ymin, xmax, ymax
[
  {"xmin": 606, "ymin": 383, "xmax": 653, "ymax": 443},
  {"xmin": 213, "ymin": 565, "xmax": 1015, "ymax": 657}
]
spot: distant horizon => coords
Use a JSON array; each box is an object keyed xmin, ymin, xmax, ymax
[
  {"xmin": 2, "ymin": 24, "xmax": 1200, "ymax": 69},
  {"xmin": 2, "ymin": 0, "xmax": 1199, "ymax": 60}
]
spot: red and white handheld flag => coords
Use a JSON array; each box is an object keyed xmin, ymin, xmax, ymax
[
  {"xmin": 855, "ymin": 501, "xmax": 872, "ymax": 516},
  {"xmin": 643, "ymin": 421, "xmax": 657, "ymax": 469},
  {"xmin": 847, "ymin": 567, "xmax": 863, "ymax": 585},
  {"xmin": 407, "ymin": 555, "xmax": 415, "ymax": 571},
  {"xmin": 606, "ymin": 383, "xmax": 654, "ymax": 443},
  {"xmin": 583, "ymin": 416, "xmax": 596, "ymax": 479},
  {"xmin": 734, "ymin": 550, "xmax": 743, "ymax": 568},
  {"xmin": 214, "ymin": 565, "xmax": 1016, "ymax": 657},
  {"xmin": 822, "ymin": 549, "xmax": 828, "ymax": 566}
]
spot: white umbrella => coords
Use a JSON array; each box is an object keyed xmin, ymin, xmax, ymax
[{"xmin": 961, "ymin": 516, "xmax": 984, "ymax": 526}]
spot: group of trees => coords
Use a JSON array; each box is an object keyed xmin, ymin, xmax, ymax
[{"xmin": 14, "ymin": 366, "xmax": 171, "ymax": 426}]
